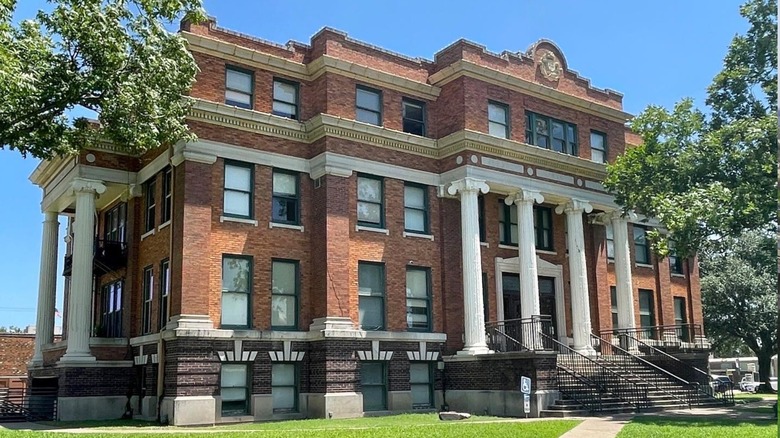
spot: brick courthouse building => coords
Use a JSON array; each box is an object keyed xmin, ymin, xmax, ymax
[{"xmin": 27, "ymin": 19, "xmax": 705, "ymax": 424}]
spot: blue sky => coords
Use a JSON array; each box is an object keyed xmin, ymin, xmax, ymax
[{"xmin": 0, "ymin": 1, "xmax": 747, "ymax": 328}]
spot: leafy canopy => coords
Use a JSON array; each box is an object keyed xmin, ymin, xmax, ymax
[
  {"xmin": 604, "ymin": 0, "xmax": 777, "ymax": 257},
  {"xmin": 0, "ymin": 0, "xmax": 206, "ymax": 159}
]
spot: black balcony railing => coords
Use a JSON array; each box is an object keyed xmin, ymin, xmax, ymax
[
  {"xmin": 62, "ymin": 239, "xmax": 127, "ymax": 277},
  {"xmin": 600, "ymin": 324, "xmax": 707, "ymax": 351},
  {"xmin": 485, "ymin": 315, "xmax": 555, "ymax": 352}
]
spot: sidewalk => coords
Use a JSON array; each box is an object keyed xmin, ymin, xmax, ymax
[{"xmin": 559, "ymin": 414, "xmax": 634, "ymax": 438}]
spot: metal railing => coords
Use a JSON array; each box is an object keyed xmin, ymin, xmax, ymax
[
  {"xmin": 599, "ymin": 331, "xmax": 733, "ymax": 406},
  {"xmin": 63, "ymin": 239, "xmax": 127, "ymax": 277},
  {"xmin": 600, "ymin": 324, "xmax": 708, "ymax": 350},
  {"xmin": 0, "ymin": 387, "xmax": 58, "ymax": 422},
  {"xmin": 591, "ymin": 333, "xmax": 697, "ymax": 408},
  {"xmin": 541, "ymin": 332, "xmax": 649, "ymax": 413},
  {"xmin": 485, "ymin": 315, "xmax": 555, "ymax": 352}
]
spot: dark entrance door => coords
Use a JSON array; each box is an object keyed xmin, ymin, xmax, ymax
[
  {"xmin": 501, "ymin": 273, "xmax": 521, "ymax": 320},
  {"xmin": 538, "ymin": 276, "xmax": 558, "ymax": 339}
]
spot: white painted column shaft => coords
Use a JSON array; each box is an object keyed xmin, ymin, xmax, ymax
[
  {"xmin": 507, "ymin": 190, "xmax": 544, "ymax": 320},
  {"xmin": 557, "ymin": 200, "xmax": 596, "ymax": 355},
  {"xmin": 31, "ymin": 212, "xmax": 59, "ymax": 366},
  {"xmin": 61, "ymin": 179, "xmax": 105, "ymax": 363},
  {"xmin": 448, "ymin": 178, "xmax": 490, "ymax": 355},
  {"xmin": 611, "ymin": 215, "xmax": 636, "ymax": 330}
]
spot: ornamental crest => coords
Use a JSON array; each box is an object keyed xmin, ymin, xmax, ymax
[{"xmin": 538, "ymin": 50, "xmax": 562, "ymax": 81}]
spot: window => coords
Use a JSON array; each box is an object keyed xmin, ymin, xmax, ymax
[
  {"xmin": 534, "ymin": 206, "xmax": 553, "ymax": 250},
  {"xmin": 272, "ymin": 260, "xmax": 298, "ymax": 330},
  {"xmin": 104, "ymin": 203, "xmax": 127, "ymax": 243},
  {"xmin": 669, "ymin": 240, "xmax": 684, "ymax": 275},
  {"xmin": 161, "ymin": 167, "xmax": 172, "ymax": 224},
  {"xmin": 358, "ymin": 262, "xmax": 385, "ymax": 330},
  {"xmin": 357, "ymin": 175, "xmax": 384, "ymax": 228},
  {"xmin": 525, "ymin": 112, "xmax": 578, "ymax": 156},
  {"xmin": 498, "ymin": 201, "xmax": 518, "ymax": 246},
  {"xmin": 633, "ymin": 225, "xmax": 651, "ymax": 265},
  {"xmin": 356, "ymin": 86, "xmax": 382, "ymax": 126},
  {"xmin": 610, "ymin": 286, "xmax": 618, "ymax": 328},
  {"xmin": 221, "ymin": 255, "xmax": 252, "ymax": 328},
  {"xmin": 402, "ymin": 98, "xmax": 426, "ymax": 136},
  {"xmin": 225, "ymin": 67, "xmax": 253, "ymax": 109},
  {"xmin": 221, "ymin": 364, "xmax": 249, "ymax": 416},
  {"xmin": 272, "ymin": 78, "xmax": 299, "ymax": 120},
  {"xmin": 590, "ymin": 131, "xmax": 606, "ymax": 163},
  {"xmin": 638, "ymin": 289, "xmax": 655, "ymax": 339},
  {"xmin": 605, "ymin": 223, "xmax": 615, "ymax": 260},
  {"xmin": 272, "ymin": 363, "xmax": 298, "ymax": 413},
  {"xmin": 159, "ymin": 259, "xmax": 170, "ymax": 330},
  {"xmin": 223, "ymin": 162, "xmax": 253, "ymax": 218},
  {"xmin": 488, "ymin": 101, "xmax": 509, "ymax": 138},
  {"xmin": 404, "ymin": 184, "xmax": 428, "ymax": 233},
  {"xmin": 144, "ymin": 179, "xmax": 156, "ymax": 232},
  {"xmin": 272, "ymin": 171, "xmax": 299, "ymax": 224},
  {"xmin": 142, "ymin": 266, "xmax": 153, "ymax": 335},
  {"xmin": 98, "ymin": 280, "xmax": 122, "ymax": 337},
  {"xmin": 410, "ymin": 363, "xmax": 434, "ymax": 409},
  {"xmin": 406, "ymin": 267, "xmax": 431, "ymax": 331},
  {"xmin": 674, "ymin": 297, "xmax": 688, "ymax": 340},
  {"xmin": 361, "ymin": 362, "xmax": 387, "ymax": 411},
  {"xmin": 478, "ymin": 195, "xmax": 486, "ymax": 242}
]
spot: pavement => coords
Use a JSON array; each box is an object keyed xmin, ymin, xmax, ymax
[{"xmin": 559, "ymin": 414, "xmax": 634, "ymax": 438}]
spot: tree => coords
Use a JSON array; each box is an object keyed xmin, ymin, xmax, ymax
[
  {"xmin": 0, "ymin": 325, "xmax": 24, "ymax": 333},
  {"xmin": 604, "ymin": 0, "xmax": 777, "ymax": 258},
  {"xmin": 701, "ymin": 230, "xmax": 777, "ymax": 389},
  {"xmin": 0, "ymin": 0, "xmax": 205, "ymax": 159}
]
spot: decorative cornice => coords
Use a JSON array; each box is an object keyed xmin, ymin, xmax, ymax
[
  {"xmin": 183, "ymin": 32, "xmax": 440, "ymax": 100},
  {"xmin": 428, "ymin": 60, "xmax": 632, "ymax": 123}
]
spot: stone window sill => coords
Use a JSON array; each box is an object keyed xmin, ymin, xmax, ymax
[
  {"xmin": 671, "ymin": 273, "xmax": 686, "ymax": 278},
  {"xmin": 536, "ymin": 249, "xmax": 557, "ymax": 256},
  {"xmin": 635, "ymin": 263, "xmax": 654, "ymax": 269},
  {"xmin": 140, "ymin": 229, "xmax": 155, "ymax": 241},
  {"xmin": 356, "ymin": 225, "xmax": 389, "ymax": 235},
  {"xmin": 270, "ymin": 222, "xmax": 304, "ymax": 232},
  {"xmin": 403, "ymin": 231, "xmax": 434, "ymax": 241},
  {"xmin": 480, "ymin": 242, "xmax": 489, "ymax": 247},
  {"xmin": 220, "ymin": 216, "xmax": 258, "ymax": 226},
  {"xmin": 498, "ymin": 244, "xmax": 519, "ymax": 250},
  {"xmin": 157, "ymin": 220, "xmax": 171, "ymax": 231}
]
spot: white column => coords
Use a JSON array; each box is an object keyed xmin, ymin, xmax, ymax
[
  {"xmin": 610, "ymin": 212, "xmax": 636, "ymax": 330},
  {"xmin": 447, "ymin": 178, "xmax": 490, "ymax": 355},
  {"xmin": 505, "ymin": 190, "xmax": 544, "ymax": 320},
  {"xmin": 30, "ymin": 212, "xmax": 60, "ymax": 366},
  {"xmin": 60, "ymin": 179, "xmax": 105, "ymax": 363},
  {"xmin": 556, "ymin": 199, "xmax": 596, "ymax": 355}
]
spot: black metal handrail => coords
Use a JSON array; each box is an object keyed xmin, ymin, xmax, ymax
[
  {"xmin": 485, "ymin": 315, "xmax": 554, "ymax": 352},
  {"xmin": 0, "ymin": 387, "xmax": 58, "ymax": 422},
  {"xmin": 591, "ymin": 333, "xmax": 695, "ymax": 408},
  {"xmin": 556, "ymin": 364, "xmax": 604, "ymax": 413},
  {"xmin": 609, "ymin": 332, "xmax": 733, "ymax": 406},
  {"xmin": 600, "ymin": 323, "xmax": 707, "ymax": 350},
  {"xmin": 541, "ymin": 332, "xmax": 648, "ymax": 413}
]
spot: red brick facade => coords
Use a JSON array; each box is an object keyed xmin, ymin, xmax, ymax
[{"xmin": 30, "ymin": 18, "xmax": 705, "ymax": 423}]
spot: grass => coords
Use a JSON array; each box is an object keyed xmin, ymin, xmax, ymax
[
  {"xmin": 617, "ymin": 416, "xmax": 777, "ymax": 438},
  {"xmin": 0, "ymin": 415, "xmax": 581, "ymax": 438}
]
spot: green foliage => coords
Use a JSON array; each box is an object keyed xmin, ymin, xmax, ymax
[
  {"xmin": 701, "ymin": 230, "xmax": 777, "ymax": 385},
  {"xmin": 0, "ymin": 0, "xmax": 206, "ymax": 159},
  {"xmin": 604, "ymin": 0, "xmax": 777, "ymax": 258}
]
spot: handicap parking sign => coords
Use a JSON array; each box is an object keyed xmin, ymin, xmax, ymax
[
  {"xmin": 520, "ymin": 376, "xmax": 531, "ymax": 394},
  {"xmin": 523, "ymin": 393, "xmax": 531, "ymax": 414}
]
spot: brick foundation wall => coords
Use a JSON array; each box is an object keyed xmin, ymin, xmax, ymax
[{"xmin": 444, "ymin": 353, "xmax": 557, "ymax": 392}]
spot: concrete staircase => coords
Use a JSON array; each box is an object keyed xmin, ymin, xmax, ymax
[{"xmin": 540, "ymin": 354, "xmax": 727, "ymax": 417}]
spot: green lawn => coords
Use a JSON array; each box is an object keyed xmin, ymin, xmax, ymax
[
  {"xmin": 0, "ymin": 415, "xmax": 580, "ymax": 438},
  {"xmin": 617, "ymin": 416, "xmax": 777, "ymax": 438}
]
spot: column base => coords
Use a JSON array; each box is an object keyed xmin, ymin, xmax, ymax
[
  {"xmin": 58, "ymin": 352, "xmax": 97, "ymax": 364},
  {"xmin": 573, "ymin": 345, "xmax": 597, "ymax": 357},
  {"xmin": 456, "ymin": 345, "xmax": 492, "ymax": 356}
]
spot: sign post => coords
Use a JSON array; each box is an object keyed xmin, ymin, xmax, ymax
[{"xmin": 520, "ymin": 376, "xmax": 531, "ymax": 416}]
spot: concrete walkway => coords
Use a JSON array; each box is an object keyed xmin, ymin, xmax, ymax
[{"xmin": 559, "ymin": 414, "xmax": 633, "ymax": 438}]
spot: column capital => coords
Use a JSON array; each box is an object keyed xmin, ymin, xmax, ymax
[
  {"xmin": 447, "ymin": 178, "xmax": 489, "ymax": 196},
  {"xmin": 120, "ymin": 184, "xmax": 144, "ymax": 202},
  {"xmin": 555, "ymin": 199, "xmax": 593, "ymax": 215},
  {"xmin": 591, "ymin": 209, "xmax": 637, "ymax": 225},
  {"xmin": 42, "ymin": 211, "xmax": 59, "ymax": 223},
  {"xmin": 504, "ymin": 189, "xmax": 544, "ymax": 206},
  {"xmin": 70, "ymin": 178, "xmax": 106, "ymax": 196}
]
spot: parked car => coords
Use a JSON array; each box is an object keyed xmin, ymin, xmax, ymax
[
  {"xmin": 711, "ymin": 375, "xmax": 733, "ymax": 392},
  {"xmin": 739, "ymin": 377, "xmax": 759, "ymax": 392}
]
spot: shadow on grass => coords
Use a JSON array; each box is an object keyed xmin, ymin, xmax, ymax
[
  {"xmin": 629, "ymin": 415, "xmax": 775, "ymax": 428},
  {"xmin": 37, "ymin": 419, "xmax": 161, "ymax": 429}
]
